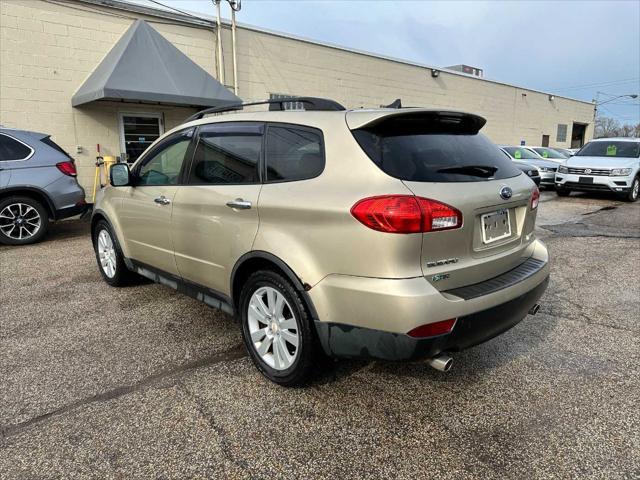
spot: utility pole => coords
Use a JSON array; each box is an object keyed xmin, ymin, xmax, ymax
[
  {"xmin": 213, "ymin": 0, "xmax": 225, "ymax": 85},
  {"xmin": 228, "ymin": 0, "xmax": 241, "ymax": 95}
]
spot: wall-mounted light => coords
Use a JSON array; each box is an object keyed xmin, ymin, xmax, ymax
[
  {"xmin": 521, "ymin": 93, "xmax": 527, "ymax": 98},
  {"xmin": 548, "ymin": 95, "xmax": 555, "ymax": 101},
  {"xmin": 431, "ymin": 69, "xmax": 440, "ymax": 78}
]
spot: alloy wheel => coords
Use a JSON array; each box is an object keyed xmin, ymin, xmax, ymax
[
  {"xmin": 0, "ymin": 203, "xmax": 41, "ymax": 240},
  {"xmin": 248, "ymin": 286, "xmax": 300, "ymax": 370},
  {"xmin": 97, "ymin": 229, "xmax": 117, "ymax": 278},
  {"xmin": 633, "ymin": 179, "xmax": 639, "ymax": 200}
]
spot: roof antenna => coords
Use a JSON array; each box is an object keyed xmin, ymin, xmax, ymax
[{"xmin": 384, "ymin": 99, "xmax": 402, "ymax": 109}]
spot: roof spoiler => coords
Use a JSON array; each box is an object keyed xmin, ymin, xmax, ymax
[{"xmin": 347, "ymin": 109, "xmax": 487, "ymax": 134}]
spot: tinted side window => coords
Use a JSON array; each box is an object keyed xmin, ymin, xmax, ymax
[
  {"xmin": 137, "ymin": 129, "xmax": 193, "ymax": 186},
  {"xmin": 0, "ymin": 134, "xmax": 32, "ymax": 161},
  {"xmin": 188, "ymin": 123, "xmax": 262, "ymax": 185},
  {"xmin": 266, "ymin": 125, "xmax": 324, "ymax": 182}
]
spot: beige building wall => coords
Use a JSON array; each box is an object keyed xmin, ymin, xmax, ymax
[
  {"xmin": 233, "ymin": 25, "xmax": 594, "ymax": 147},
  {"xmin": 1, "ymin": 0, "xmax": 594, "ymax": 197}
]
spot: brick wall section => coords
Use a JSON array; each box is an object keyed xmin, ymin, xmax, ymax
[{"xmin": 1, "ymin": 0, "xmax": 594, "ymax": 195}]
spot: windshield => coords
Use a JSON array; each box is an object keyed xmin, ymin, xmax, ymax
[
  {"xmin": 533, "ymin": 147, "xmax": 565, "ymax": 159},
  {"xmin": 576, "ymin": 141, "xmax": 640, "ymax": 158},
  {"xmin": 354, "ymin": 131, "xmax": 520, "ymax": 182},
  {"xmin": 503, "ymin": 147, "xmax": 539, "ymax": 160}
]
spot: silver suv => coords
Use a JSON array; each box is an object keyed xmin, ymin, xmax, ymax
[
  {"xmin": 555, "ymin": 137, "xmax": 640, "ymax": 201},
  {"xmin": 92, "ymin": 98, "xmax": 550, "ymax": 386},
  {"xmin": 0, "ymin": 128, "xmax": 86, "ymax": 245}
]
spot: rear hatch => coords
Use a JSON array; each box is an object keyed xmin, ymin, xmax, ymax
[{"xmin": 348, "ymin": 109, "xmax": 539, "ymax": 291}]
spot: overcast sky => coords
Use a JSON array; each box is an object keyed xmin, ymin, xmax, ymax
[{"xmin": 150, "ymin": 0, "xmax": 639, "ymax": 124}]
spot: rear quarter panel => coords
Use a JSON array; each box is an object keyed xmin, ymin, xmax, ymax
[{"xmin": 252, "ymin": 116, "xmax": 424, "ymax": 287}]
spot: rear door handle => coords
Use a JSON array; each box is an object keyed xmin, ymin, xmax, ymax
[
  {"xmin": 154, "ymin": 195, "xmax": 171, "ymax": 205},
  {"xmin": 226, "ymin": 198, "xmax": 252, "ymax": 210}
]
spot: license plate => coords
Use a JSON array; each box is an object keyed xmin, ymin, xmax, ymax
[
  {"xmin": 481, "ymin": 209, "xmax": 511, "ymax": 244},
  {"xmin": 579, "ymin": 176, "xmax": 594, "ymax": 184}
]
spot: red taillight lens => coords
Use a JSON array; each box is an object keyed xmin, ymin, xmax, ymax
[
  {"xmin": 56, "ymin": 161, "xmax": 77, "ymax": 177},
  {"xmin": 531, "ymin": 186, "xmax": 540, "ymax": 210},
  {"xmin": 351, "ymin": 195, "xmax": 462, "ymax": 234},
  {"xmin": 407, "ymin": 318, "xmax": 457, "ymax": 338}
]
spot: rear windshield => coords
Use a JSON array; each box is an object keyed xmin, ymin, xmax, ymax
[
  {"xmin": 353, "ymin": 129, "xmax": 521, "ymax": 182},
  {"xmin": 576, "ymin": 141, "xmax": 640, "ymax": 158}
]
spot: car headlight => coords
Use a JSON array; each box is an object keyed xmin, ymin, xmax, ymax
[
  {"xmin": 527, "ymin": 170, "xmax": 536, "ymax": 177},
  {"xmin": 610, "ymin": 168, "xmax": 632, "ymax": 176},
  {"xmin": 558, "ymin": 166, "xmax": 568, "ymax": 174}
]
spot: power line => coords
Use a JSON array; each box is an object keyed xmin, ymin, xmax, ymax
[
  {"xmin": 146, "ymin": 0, "xmax": 204, "ymax": 20},
  {"xmin": 599, "ymin": 106, "xmax": 638, "ymax": 122},
  {"xmin": 552, "ymin": 77, "xmax": 640, "ymax": 92},
  {"xmin": 43, "ymin": 0, "xmax": 210, "ymax": 29}
]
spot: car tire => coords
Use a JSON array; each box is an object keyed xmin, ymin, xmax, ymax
[
  {"xmin": 0, "ymin": 196, "xmax": 49, "ymax": 245},
  {"xmin": 92, "ymin": 219, "xmax": 137, "ymax": 286},
  {"xmin": 556, "ymin": 188, "xmax": 571, "ymax": 197},
  {"xmin": 239, "ymin": 269, "xmax": 317, "ymax": 386},
  {"xmin": 624, "ymin": 176, "xmax": 639, "ymax": 202}
]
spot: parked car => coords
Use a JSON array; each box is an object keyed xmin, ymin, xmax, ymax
[
  {"xmin": 527, "ymin": 146, "xmax": 568, "ymax": 161},
  {"xmin": 92, "ymin": 99, "xmax": 549, "ymax": 386},
  {"xmin": 553, "ymin": 147, "xmax": 575, "ymax": 158},
  {"xmin": 500, "ymin": 146, "xmax": 557, "ymax": 187},
  {"xmin": 514, "ymin": 162, "xmax": 541, "ymax": 185},
  {"xmin": 501, "ymin": 149, "xmax": 541, "ymax": 186},
  {"xmin": 0, "ymin": 127, "xmax": 86, "ymax": 245},
  {"xmin": 555, "ymin": 137, "xmax": 640, "ymax": 201}
]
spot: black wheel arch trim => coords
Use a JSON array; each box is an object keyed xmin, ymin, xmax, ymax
[
  {"xmin": 231, "ymin": 251, "xmax": 319, "ymax": 321},
  {"xmin": 0, "ymin": 186, "xmax": 56, "ymax": 219}
]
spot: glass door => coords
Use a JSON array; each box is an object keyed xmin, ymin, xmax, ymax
[{"xmin": 118, "ymin": 113, "xmax": 164, "ymax": 163}]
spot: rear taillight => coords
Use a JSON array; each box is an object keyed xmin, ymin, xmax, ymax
[
  {"xmin": 56, "ymin": 161, "xmax": 77, "ymax": 177},
  {"xmin": 531, "ymin": 186, "xmax": 540, "ymax": 210},
  {"xmin": 350, "ymin": 195, "xmax": 462, "ymax": 234},
  {"xmin": 407, "ymin": 318, "xmax": 457, "ymax": 338}
]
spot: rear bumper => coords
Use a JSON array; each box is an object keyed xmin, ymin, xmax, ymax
[
  {"xmin": 55, "ymin": 200, "xmax": 88, "ymax": 220},
  {"xmin": 315, "ymin": 276, "xmax": 548, "ymax": 360},
  {"xmin": 310, "ymin": 239, "xmax": 549, "ymax": 360}
]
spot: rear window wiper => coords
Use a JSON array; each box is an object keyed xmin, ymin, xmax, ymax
[{"xmin": 436, "ymin": 165, "xmax": 498, "ymax": 178}]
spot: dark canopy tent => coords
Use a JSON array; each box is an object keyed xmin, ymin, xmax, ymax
[{"xmin": 72, "ymin": 20, "xmax": 240, "ymax": 108}]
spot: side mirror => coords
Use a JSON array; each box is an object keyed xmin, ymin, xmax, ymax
[{"xmin": 110, "ymin": 163, "xmax": 131, "ymax": 187}]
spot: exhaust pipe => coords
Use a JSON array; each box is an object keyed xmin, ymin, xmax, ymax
[
  {"xmin": 528, "ymin": 303, "xmax": 541, "ymax": 315},
  {"xmin": 428, "ymin": 354, "xmax": 453, "ymax": 372}
]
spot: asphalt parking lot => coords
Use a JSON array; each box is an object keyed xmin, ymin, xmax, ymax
[{"xmin": 1, "ymin": 190, "xmax": 639, "ymax": 479}]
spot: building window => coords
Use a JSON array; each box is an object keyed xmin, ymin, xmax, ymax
[
  {"xmin": 269, "ymin": 93, "xmax": 304, "ymax": 111},
  {"xmin": 556, "ymin": 124, "xmax": 568, "ymax": 143}
]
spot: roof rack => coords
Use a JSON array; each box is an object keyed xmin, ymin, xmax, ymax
[{"xmin": 185, "ymin": 96, "xmax": 346, "ymax": 122}]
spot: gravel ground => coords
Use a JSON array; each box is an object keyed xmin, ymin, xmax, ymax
[{"xmin": 0, "ymin": 190, "xmax": 638, "ymax": 479}]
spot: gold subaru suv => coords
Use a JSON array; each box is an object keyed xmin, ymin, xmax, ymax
[{"xmin": 92, "ymin": 98, "xmax": 549, "ymax": 386}]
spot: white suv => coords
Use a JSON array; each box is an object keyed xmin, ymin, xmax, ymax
[{"xmin": 555, "ymin": 138, "xmax": 640, "ymax": 202}]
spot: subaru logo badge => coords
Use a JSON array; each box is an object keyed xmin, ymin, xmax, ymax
[
  {"xmin": 585, "ymin": 168, "xmax": 592, "ymax": 174},
  {"xmin": 500, "ymin": 186, "xmax": 513, "ymax": 200}
]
